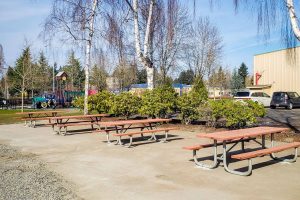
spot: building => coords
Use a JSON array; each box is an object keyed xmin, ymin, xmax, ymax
[
  {"xmin": 253, "ymin": 46, "xmax": 300, "ymax": 95},
  {"xmin": 207, "ymin": 87, "xmax": 231, "ymax": 99}
]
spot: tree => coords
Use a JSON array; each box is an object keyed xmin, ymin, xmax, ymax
[
  {"xmin": 230, "ymin": 68, "xmax": 243, "ymax": 94},
  {"xmin": 185, "ymin": 17, "xmax": 223, "ymax": 80},
  {"xmin": 7, "ymin": 47, "xmax": 33, "ymax": 112},
  {"xmin": 43, "ymin": 0, "xmax": 99, "ymax": 115},
  {"xmin": 238, "ymin": 62, "xmax": 248, "ymax": 88},
  {"xmin": 154, "ymin": 0, "xmax": 191, "ymax": 84},
  {"xmin": 62, "ymin": 51, "xmax": 84, "ymax": 91},
  {"xmin": 124, "ymin": 0, "xmax": 156, "ymax": 89},
  {"xmin": 33, "ymin": 52, "xmax": 52, "ymax": 95},
  {"xmin": 90, "ymin": 64, "xmax": 108, "ymax": 91},
  {"xmin": 112, "ymin": 62, "xmax": 137, "ymax": 91},
  {"xmin": 234, "ymin": 0, "xmax": 300, "ymax": 43},
  {"xmin": 136, "ymin": 68, "xmax": 147, "ymax": 84},
  {"xmin": 174, "ymin": 69, "xmax": 194, "ymax": 85}
]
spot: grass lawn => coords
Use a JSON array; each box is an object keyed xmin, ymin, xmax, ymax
[{"xmin": 0, "ymin": 108, "xmax": 83, "ymax": 125}]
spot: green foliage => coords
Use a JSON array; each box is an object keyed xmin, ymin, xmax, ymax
[
  {"xmin": 177, "ymin": 77, "xmax": 208, "ymax": 124},
  {"xmin": 139, "ymin": 84, "xmax": 177, "ymax": 118},
  {"xmin": 206, "ymin": 99, "xmax": 266, "ymax": 128},
  {"xmin": 72, "ymin": 90, "xmax": 114, "ymax": 114},
  {"xmin": 238, "ymin": 62, "xmax": 248, "ymax": 87},
  {"xmin": 230, "ymin": 68, "xmax": 244, "ymax": 94},
  {"xmin": 89, "ymin": 90, "xmax": 114, "ymax": 114},
  {"xmin": 111, "ymin": 92, "xmax": 141, "ymax": 119},
  {"xmin": 174, "ymin": 69, "xmax": 194, "ymax": 85},
  {"xmin": 72, "ymin": 96, "xmax": 85, "ymax": 110}
]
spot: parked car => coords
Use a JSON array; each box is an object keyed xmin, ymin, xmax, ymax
[
  {"xmin": 270, "ymin": 92, "xmax": 300, "ymax": 109},
  {"xmin": 233, "ymin": 91, "xmax": 271, "ymax": 107}
]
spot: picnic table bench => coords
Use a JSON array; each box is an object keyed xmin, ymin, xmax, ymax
[
  {"xmin": 16, "ymin": 110, "xmax": 64, "ymax": 127},
  {"xmin": 183, "ymin": 126, "xmax": 300, "ymax": 176},
  {"xmin": 51, "ymin": 114, "xmax": 109, "ymax": 135},
  {"xmin": 96, "ymin": 118, "xmax": 176, "ymax": 147}
]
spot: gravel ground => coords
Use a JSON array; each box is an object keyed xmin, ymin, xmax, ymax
[{"xmin": 0, "ymin": 143, "xmax": 81, "ymax": 200}]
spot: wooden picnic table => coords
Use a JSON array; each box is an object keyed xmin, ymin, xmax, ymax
[
  {"xmin": 185, "ymin": 126, "xmax": 299, "ymax": 176},
  {"xmin": 50, "ymin": 114, "xmax": 109, "ymax": 135},
  {"xmin": 16, "ymin": 110, "xmax": 64, "ymax": 127},
  {"xmin": 99, "ymin": 118, "xmax": 171, "ymax": 145}
]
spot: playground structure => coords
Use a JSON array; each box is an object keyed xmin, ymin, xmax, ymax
[{"xmin": 32, "ymin": 71, "xmax": 84, "ymax": 109}]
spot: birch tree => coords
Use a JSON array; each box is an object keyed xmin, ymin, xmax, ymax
[
  {"xmin": 234, "ymin": 0, "xmax": 300, "ymax": 43},
  {"xmin": 43, "ymin": 0, "xmax": 99, "ymax": 114},
  {"xmin": 124, "ymin": 0, "xmax": 156, "ymax": 89}
]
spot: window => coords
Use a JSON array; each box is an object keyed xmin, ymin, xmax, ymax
[
  {"xmin": 262, "ymin": 93, "xmax": 270, "ymax": 98},
  {"xmin": 235, "ymin": 92, "xmax": 250, "ymax": 97}
]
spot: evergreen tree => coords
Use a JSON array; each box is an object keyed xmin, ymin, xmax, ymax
[
  {"xmin": 174, "ymin": 69, "xmax": 194, "ymax": 85},
  {"xmin": 34, "ymin": 51, "xmax": 52, "ymax": 94},
  {"xmin": 136, "ymin": 69, "xmax": 147, "ymax": 84},
  {"xmin": 238, "ymin": 62, "xmax": 248, "ymax": 87},
  {"xmin": 62, "ymin": 51, "xmax": 84, "ymax": 91},
  {"xmin": 230, "ymin": 68, "xmax": 243, "ymax": 94}
]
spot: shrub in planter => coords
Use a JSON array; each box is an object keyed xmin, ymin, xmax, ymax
[
  {"xmin": 111, "ymin": 92, "xmax": 141, "ymax": 119},
  {"xmin": 139, "ymin": 84, "xmax": 177, "ymax": 118}
]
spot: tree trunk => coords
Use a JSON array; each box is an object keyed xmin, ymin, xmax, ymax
[
  {"xmin": 287, "ymin": 0, "xmax": 300, "ymax": 41},
  {"xmin": 133, "ymin": 0, "xmax": 155, "ymax": 90},
  {"xmin": 21, "ymin": 79, "xmax": 24, "ymax": 113},
  {"xmin": 146, "ymin": 67, "xmax": 154, "ymax": 89},
  {"xmin": 83, "ymin": 0, "xmax": 98, "ymax": 115},
  {"xmin": 84, "ymin": 41, "xmax": 90, "ymax": 115}
]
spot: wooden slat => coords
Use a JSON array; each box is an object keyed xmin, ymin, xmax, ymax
[
  {"xmin": 113, "ymin": 127, "xmax": 177, "ymax": 137},
  {"xmin": 57, "ymin": 122, "xmax": 97, "ymax": 127},
  {"xmin": 231, "ymin": 142, "xmax": 300, "ymax": 160},
  {"xmin": 197, "ymin": 127, "xmax": 289, "ymax": 141},
  {"xmin": 16, "ymin": 111, "xmax": 64, "ymax": 115},
  {"xmin": 101, "ymin": 118, "xmax": 171, "ymax": 127},
  {"xmin": 51, "ymin": 114, "xmax": 108, "ymax": 120},
  {"xmin": 183, "ymin": 137, "xmax": 254, "ymax": 151}
]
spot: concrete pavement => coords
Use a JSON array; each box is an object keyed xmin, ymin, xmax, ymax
[{"xmin": 0, "ymin": 124, "xmax": 300, "ymax": 200}]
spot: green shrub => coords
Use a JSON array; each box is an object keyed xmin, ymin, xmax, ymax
[
  {"xmin": 206, "ymin": 99, "xmax": 266, "ymax": 128},
  {"xmin": 89, "ymin": 90, "xmax": 114, "ymax": 114},
  {"xmin": 72, "ymin": 90, "xmax": 114, "ymax": 114},
  {"xmin": 177, "ymin": 77, "xmax": 208, "ymax": 124},
  {"xmin": 139, "ymin": 84, "xmax": 177, "ymax": 118},
  {"xmin": 111, "ymin": 92, "xmax": 141, "ymax": 119},
  {"xmin": 72, "ymin": 96, "xmax": 84, "ymax": 110}
]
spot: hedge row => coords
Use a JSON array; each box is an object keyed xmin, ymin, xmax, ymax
[{"xmin": 73, "ymin": 80, "xmax": 266, "ymax": 128}]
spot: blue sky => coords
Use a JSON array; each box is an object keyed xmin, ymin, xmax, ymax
[{"xmin": 0, "ymin": 0, "xmax": 295, "ymax": 75}]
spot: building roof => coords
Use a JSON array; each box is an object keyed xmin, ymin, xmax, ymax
[
  {"xmin": 254, "ymin": 45, "xmax": 300, "ymax": 56},
  {"xmin": 247, "ymin": 84, "xmax": 272, "ymax": 89},
  {"xmin": 56, "ymin": 71, "xmax": 67, "ymax": 77}
]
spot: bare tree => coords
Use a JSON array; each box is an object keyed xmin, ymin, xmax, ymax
[
  {"xmin": 186, "ymin": 17, "xmax": 223, "ymax": 80},
  {"xmin": 154, "ymin": 0, "xmax": 191, "ymax": 83},
  {"xmin": 43, "ymin": 0, "xmax": 99, "ymax": 114},
  {"xmin": 7, "ymin": 47, "xmax": 33, "ymax": 112}
]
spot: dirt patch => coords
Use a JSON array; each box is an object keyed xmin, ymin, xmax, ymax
[{"xmin": 0, "ymin": 143, "xmax": 81, "ymax": 200}]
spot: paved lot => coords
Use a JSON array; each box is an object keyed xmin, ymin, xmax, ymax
[
  {"xmin": 1, "ymin": 124, "xmax": 300, "ymax": 200},
  {"xmin": 266, "ymin": 108, "xmax": 300, "ymax": 132}
]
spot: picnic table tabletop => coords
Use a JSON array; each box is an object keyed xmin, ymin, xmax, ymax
[
  {"xmin": 51, "ymin": 114, "xmax": 109, "ymax": 120},
  {"xmin": 16, "ymin": 110, "xmax": 64, "ymax": 115},
  {"xmin": 100, "ymin": 118, "xmax": 171, "ymax": 127},
  {"xmin": 197, "ymin": 126, "xmax": 289, "ymax": 141}
]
